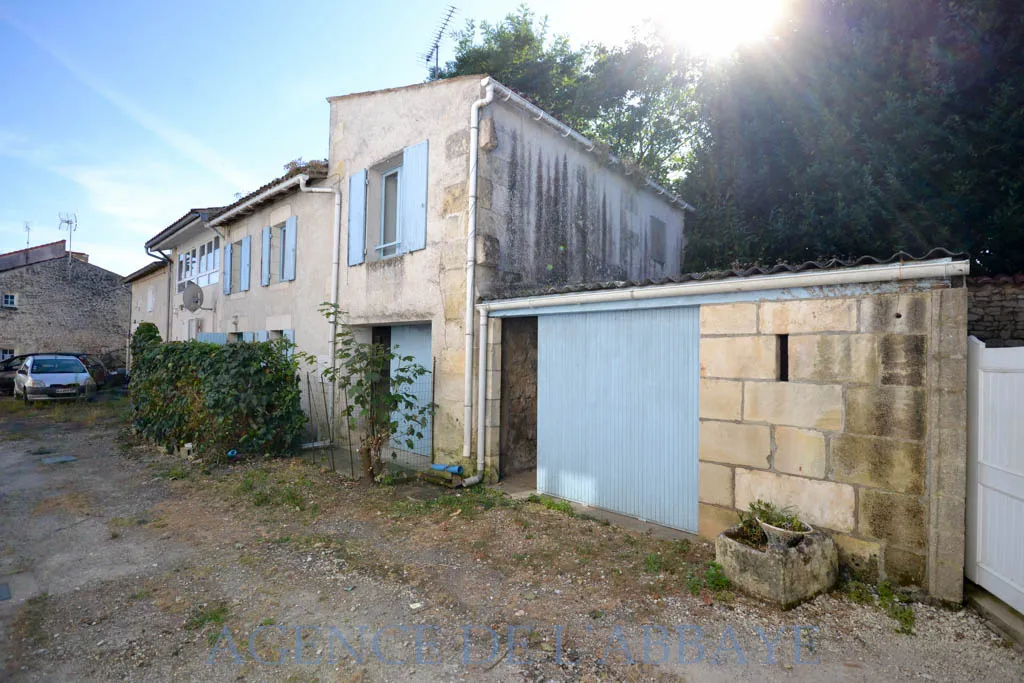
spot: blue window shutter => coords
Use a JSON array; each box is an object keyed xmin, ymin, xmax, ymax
[
  {"xmin": 283, "ymin": 329, "xmax": 295, "ymax": 357},
  {"xmin": 197, "ymin": 332, "xmax": 227, "ymax": 345},
  {"xmin": 261, "ymin": 226, "xmax": 272, "ymax": 286},
  {"xmin": 256, "ymin": 330, "xmax": 269, "ymax": 342},
  {"xmin": 242, "ymin": 332, "xmax": 255, "ymax": 342},
  {"xmin": 348, "ymin": 170, "xmax": 367, "ymax": 266},
  {"xmin": 222, "ymin": 242, "xmax": 232, "ymax": 294},
  {"xmin": 240, "ymin": 236, "xmax": 251, "ymax": 291},
  {"xmin": 401, "ymin": 140, "xmax": 429, "ymax": 252},
  {"xmin": 282, "ymin": 216, "xmax": 297, "ymax": 281}
]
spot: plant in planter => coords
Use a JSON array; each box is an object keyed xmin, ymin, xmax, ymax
[{"xmin": 747, "ymin": 499, "xmax": 812, "ymax": 548}]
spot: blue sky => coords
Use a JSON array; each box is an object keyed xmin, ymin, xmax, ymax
[{"xmin": 0, "ymin": 1, "xmax": 687, "ymax": 275}]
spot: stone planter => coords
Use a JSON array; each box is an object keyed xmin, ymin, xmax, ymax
[
  {"xmin": 715, "ymin": 527, "xmax": 838, "ymax": 609},
  {"xmin": 757, "ymin": 518, "xmax": 813, "ymax": 549}
]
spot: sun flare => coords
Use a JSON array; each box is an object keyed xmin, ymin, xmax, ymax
[{"xmin": 658, "ymin": 0, "xmax": 786, "ymax": 56}]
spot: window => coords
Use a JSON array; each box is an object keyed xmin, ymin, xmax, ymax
[
  {"xmin": 228, "ymin": 332, "xmax": 243, "ymax": 344},
  {"xmin": 176, "ymin": 236, "xmax": 220, "ymax": 292},
  {"xmin": 187, "ymin": 318, "xmax": 202, "ymax": 341},
  {"xmin": 2, "ymin": 293, "xmax": 16, "ymax": 308},
  {"xmin": 0, "ymin": 349, "xmax": 14, "ymax": 361},
  {"xmin": 146, "ymin": 286, "xmax": 155, "ymax": 312},
  {"xmin": 347, "ymin": 140, "xmax": 429, "ymax": 266},
  {"xmin": 229, "ymin": 240, "xmax": 243, "ymax": 292},
  {"xmin": 649, "ymin": 216, "xmax": 667, "ymax": 267},
  {"xmin": 261, "ymin": 217, "xmax": 297, "ymax": 285}
]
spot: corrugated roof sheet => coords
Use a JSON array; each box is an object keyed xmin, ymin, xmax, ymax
[{"xmin": 482, "ymin": 248, "xmax": 969, "ymax": 300}]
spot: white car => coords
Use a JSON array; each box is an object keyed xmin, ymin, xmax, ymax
[{"xmin": 14, "ymin": 355, "xmax": 97, "ymax": 403}]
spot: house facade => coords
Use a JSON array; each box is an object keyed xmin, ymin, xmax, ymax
[
  {"xmin": 123, "ymin": 260, "xmax": 170, "ymax": 343},
  {"xmin": 145, "ymin": 75, "xmax": 689, "ymax": 462},
  {"xmin": 0, "ymin": 240, "xmax": 130, "ymax": 367}
]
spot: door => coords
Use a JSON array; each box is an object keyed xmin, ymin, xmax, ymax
[
  {"xmin": 536, "ymin": 307, "xmax": 700, "ymax": 532},
  {"xmin": 388, "ymin": 324, "xmax": 433, "ymax": 457},
  {"xmin": 967, "ymin": 337, "xmax": 1024, "ymax": 613}
]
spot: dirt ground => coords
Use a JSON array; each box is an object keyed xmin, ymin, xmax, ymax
[{"xmin": 1, "ymin": 397, "xmax": 1022, "ymax": 682}]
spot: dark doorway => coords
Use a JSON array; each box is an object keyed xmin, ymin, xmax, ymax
[{"xmin": 499, "ymin": 316, "xmax": 538, "ymax": 478}]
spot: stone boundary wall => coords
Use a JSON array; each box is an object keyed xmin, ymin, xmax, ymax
[
  {"xmin": 968, "ymin": 278, "xmax": 1024, "ymax": 347},
  {"xmin": 697, "ymin": 285, "xmax": 967, "ymax": 602}
]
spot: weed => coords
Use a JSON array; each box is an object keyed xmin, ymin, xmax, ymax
[
  {"xmin": 130, "ymin": 588, "xmax": 153, "ymax": 601},
  {"xmin": 156, "ymin": 464, "xmax": 190, "ymax": 481},
  {"xmin": 704, "ymin": 562, "xmax": 730, "ymax": 592},
  {"xmin": 644, "ymin": 553, "xmax": 663, "ymax": 574},
  {"xmin": 588, "ymin": 609, "xmax": 605, "ymax": 619},
  {"xmin": 526, "ymin": 494, "xmax": 574, "ymax": 516},
  {"xmin": 185, "ymin": 603, "xmax": 229, "ymax": 631},
  {"xmin": 845, "ymin": 580, "xmax": 875, "ymax": 605},
  {"xmin": 842, "ymin": 579, "xmax": 916, "ymax": 634},
  {"xmin": 686, "ymin": 573, "xmax": 702, "ymax": 596},
  {"xmin": 395, "ymin": 487, "xmax": 517, "ymax": 519},
  {"xmin": 12, "ymin": 593, "xmax": 50, "ymax": 647},
  {"xmin": 260, "ymin": 617, "xmax": 276, "ymax": 626}
]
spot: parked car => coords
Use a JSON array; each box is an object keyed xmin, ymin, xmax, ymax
[
  {"xmin": 13, "ymin": 355, "xmax": 97, "ymax": 403},
  {"xmin": 0, "ymin": 355, "xmax": 29, "ymax": 396}
]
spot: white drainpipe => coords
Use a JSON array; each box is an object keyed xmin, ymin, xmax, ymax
[
  {"xmin": 462, "ymin": 307, "xmax": 490, "ymax": 487},
  {"xmin": 297, "ymin": 176, "xmax": 343, "ymax": 435},
  {"xmin": 462, "ymin": 77, "xmax": 495, "ymax": 471}
]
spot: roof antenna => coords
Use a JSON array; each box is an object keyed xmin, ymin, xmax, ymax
[
  {"xmin": 23, "ymin": 221, "xmax": 30, "ymax": 248},
  {"xmin": 420, "ymin": 5, "xmax": 457, "ymax": 77},
  {"xmin": 58, "ymin": 212, "xmax": 77, "ymax": 273}
]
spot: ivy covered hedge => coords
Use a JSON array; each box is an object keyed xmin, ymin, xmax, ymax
[{"xmin": 129, "ymin": 327, "xmax": 305, "ymax": 459}]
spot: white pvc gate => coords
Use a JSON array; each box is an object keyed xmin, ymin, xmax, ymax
[{"xmin": 966, "ymin": 337, "xmax": 1024, "ymax": 613}]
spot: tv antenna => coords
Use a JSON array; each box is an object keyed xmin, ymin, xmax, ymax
[
  {"xmin": 58, "ymin": 212, "xmax": 77, "ymax": 270},
  {"xmin": 23, "ymin": 221, "xmax": 30, "ymax": 248},
  {"xmin": 420, "ymin": 5, "xmax": 457, "ymax": 76}
]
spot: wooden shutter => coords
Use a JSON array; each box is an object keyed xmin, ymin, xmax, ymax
[
  {"xmin": 282, "ymin": 216, "xmax": 297, "ymax": 281},
  {"xmin": 240, "ymin": 235, "xmax": 251, "ymax": 291},
  {"xmin": 222, "ymin": 242, "xmax": 232, "ymax": 294},
  {"xmin": 348, "ymin": 170, "xmax": 367, "ymax": 266},
  {"xmin": 401, "ymin": 140, "xmax": 429, "ymax": 253}
]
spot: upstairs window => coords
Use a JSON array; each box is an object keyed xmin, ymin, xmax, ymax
[
  {"xmin": 348, "ymin": 140, "xmax": 429, "ymax": 265},
  {"xmin": 222, "ymin": 236, "xmax": 252, "ymax": 295},
  {"xmin": 176, "ymin": 236, "xmax": 220, "ymax": 292},
  {"xmin": 1, "ymin": 293, "xmax": 16, "ymax": 308},
  {"xmin": 261, "ymin": 217, "xmax": 297, "ymax": 286},
  {"xmin": 649, "ymin": 216, "xmax": 666, "ymax": 267},
  {"xmin": 0, "ymin": 349, "xmax": 14, "ymax": 360}
]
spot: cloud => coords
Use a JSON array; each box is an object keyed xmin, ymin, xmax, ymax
[{"xmin": 0, "ymin": 13, "xmax": 259, "ymax": 192}]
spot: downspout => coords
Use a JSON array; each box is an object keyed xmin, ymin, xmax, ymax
[
  {"xmin": 145, "ymin": 246, "xmax": 173, "ymax": 340},
  {"xmin": 462, "ymin": 77, "xmax": 494, "ymax": 469},
  {"xmin": 298, "ymin": 175, "xmax": 343, "ymax": 432},
  {"xmin": 461, "ymin": 307, "xmax": 489, "ymax": 486}
]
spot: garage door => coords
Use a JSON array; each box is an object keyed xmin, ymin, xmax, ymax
[{"xmin": 537, "ymin": 307, "xmax": 700, "ymax": 532}]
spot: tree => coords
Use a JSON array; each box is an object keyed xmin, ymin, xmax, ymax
[{"xmin": 303, "ymin": 304, "xmax": 432, "ymax": 484}]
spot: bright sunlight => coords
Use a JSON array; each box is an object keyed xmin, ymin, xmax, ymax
[{"xmin": 657, "ymin": 0, "xmax": 786, "ymax": 56}]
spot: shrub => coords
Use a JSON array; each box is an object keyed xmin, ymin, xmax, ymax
[{"xmin": 129, "ymin": 337, "xmax": 305, "ymax": 460}]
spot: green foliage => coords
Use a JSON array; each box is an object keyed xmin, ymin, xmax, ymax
[
  {"xmin": 130, "ymin": 322, "xmax": 161, "ymax": 370},
  {"xmin": 643, "ymin": 552, "xmax": 662, "ymax": 574},
  {"xmin": 394, "ymin": 487, "xmax": 518, "ymax": 519},
  {"xmin": 184, "ymin": 603, "xmax": 229, "ymax": 631},
  {"xmin": 843, "ymin": 579, "xmax": 916, "ymax": 634},
  {"xmin": 236, "ymin": 467, "xmax": 313, "ymax": 509},
  {"xmin": 526, "ymin": 493, "xmax": 574, "ymax": 516},
  {"xmin": 129, "ymin": 337, "xmax": 305, "ymax": 460},
  {"xmin": 704, "ymin": 561, "xmax": 730, "ymax": 592},
  {"xmin": 300, "ymin": 303, "xmax": 432, "ymax": 483},
  {"xmin": 745, "ymin": 499, "xmax": 809, "ymax": 532}
]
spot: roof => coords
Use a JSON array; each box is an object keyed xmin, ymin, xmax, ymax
[
  {"xmin": 0, "ymin": 240, "xmax": 66, "ymax": 272},
  {"xmin": 325, "ymin": 74, "xmax": 483, "ymax": 102},
  {"xmin": 144, "ymin": 208, "xmax": 223, "ymax": 250},
  {"xmin": 482, "ymin": 248, "xmax": 969, "ymax": 300},
  {"xmin": 122, "ymin": 260, "xmax": 168, "ymax": 284},
  {"xmin": 208, "ymin": 163, "xmax": 329, "ymax": 227}
]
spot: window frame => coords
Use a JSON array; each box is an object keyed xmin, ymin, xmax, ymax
[
  {"xmin": 1, "ymin": 293, "xmax": 16, "ymax": 308},
  {"xmin": 377, "ymin": 166, "xmax": 402, "ymax": 259},
  {"xmin": 229, "ymin": 239, "xmax": 243, "ymax": 294},
  {"xmin": 176, "ymin": 236, "xmax": 220, "ymax": 292},
  {"xmin": 0, "ymin": 349, "xmax": 14, "ymax": 361}
]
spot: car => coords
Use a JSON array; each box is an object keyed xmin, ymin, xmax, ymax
[
  {"xmin": 13, "ymin": 354, "xmax": 97, "ymax": 403},
  {"xmin": 0, "ymin": 355, "xmax": 29, "ymax": 396}
]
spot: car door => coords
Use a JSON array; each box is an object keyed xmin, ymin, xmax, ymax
[{"xmin": 0, "ymin": 356, "xmax": 24, "ymax": 395}]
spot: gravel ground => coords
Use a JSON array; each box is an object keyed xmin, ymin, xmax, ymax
[{"xmin": 0, "ymin": 398, "xmax": 1021, "ymax": 682}]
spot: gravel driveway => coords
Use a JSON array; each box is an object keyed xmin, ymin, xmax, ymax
[{"xmin": 0, "ymin": 398, "xmax": 1021, "ymax": 682}]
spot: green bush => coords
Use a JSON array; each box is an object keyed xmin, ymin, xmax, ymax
[{"xmin": 129, "ymin": 335, "xmax": 305, "ymax": 460}]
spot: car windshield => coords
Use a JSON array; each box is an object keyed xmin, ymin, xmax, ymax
[{"xmin": 32, "ymin": 358, "xmax": 85, "ymax": 374}]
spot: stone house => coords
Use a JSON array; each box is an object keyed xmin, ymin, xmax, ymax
[
  {"xmin": 142, "ymin": 75, "xmax": 690, "ymax": 461},
  {"xmin": 0, "ymin": 240, "xmax": 130, "ymax": 367},
  {"xmin": 483, "ymin": 253, "xmax": 970, "ymax": 602}
]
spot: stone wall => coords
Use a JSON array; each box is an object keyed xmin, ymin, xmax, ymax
[
  {"xmin": 498, "ymin": 316, "xmax": 538, "ymax": 477},
  {"xmin": 0, "ymin": 257, "xmax": 130, "ymax": 368},
  {"xmin": 697, "ymin": 286, "xmax": 968, "ymax": 602},
  {"xmin": 967, "ymin": 277, "xmax": 1024, "ymax": 347}
]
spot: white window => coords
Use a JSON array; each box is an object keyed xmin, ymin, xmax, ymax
[
  {"xmin": 2, "ymin": 293, "xmax": 16, "ymax": 308},
  {"xmin": 380, "ymin": 167, "xmax": 401, "ymax": 258},
  {"xmin": 0, "ymin": 348, "xmax": 14, "ymax": 360},
  {"xmin": 176, "ymin": 236, "xmax": 220, "ymax": 292},
  {"xmin": 649, "ymin": 216, "xmax": 667, "ymax": 267},
  {"xmin": 146, "ymin": 286, "xmax": 155, "ymax": 312}
]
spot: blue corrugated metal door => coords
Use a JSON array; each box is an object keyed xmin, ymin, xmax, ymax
[
  {"xmin": 389, "ymin": 324, "xmax": 433, "ymax": 457},
  {"xmin": 537, "ymin": 307, "xmax": 700, "ymax": 532}
]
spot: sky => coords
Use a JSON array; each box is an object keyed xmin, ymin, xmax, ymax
[{"xmin": 0, "ymin": 1, "xmax": 764, "ymax": 275}]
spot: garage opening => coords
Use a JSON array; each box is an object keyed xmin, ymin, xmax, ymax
[{"xmin": 499, "ymin": 316, "xmax": 538, "ymax": 479}]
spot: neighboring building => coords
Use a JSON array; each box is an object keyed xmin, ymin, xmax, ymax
[
  {"xmin": 483, "ymin": 252, "xmax": 970, "ymax": 601},
  {"xmin": 143, "ymin": 75, "xmax": 690, "ymax": 462},
  {"xmin": 0, "ymin": 240, "xmax": 130, "ymax": 367},
  {"xmin": 123, "ymin": 259, "xmax": 171, "ymax": 344}
]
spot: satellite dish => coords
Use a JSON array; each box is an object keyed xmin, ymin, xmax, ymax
[{"xmin": 182, "ymin": 282, "xmax": 204, "ymax": 312}]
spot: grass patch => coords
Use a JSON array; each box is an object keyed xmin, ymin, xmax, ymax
[
  {"xmin": 185, "ymin": 603, "xmax": 229, "ymax": 633},
  {"xmin": 33, "ymin": 492, "xmax": 90, "ymax": 516},
  {"xmin": 11, "ymin": 593, "xmax": 49, "ymax": 647},
  {"xmin": 842, "ymin": 579, "xmax": 916, "ymax": 634},
  {"xmin": 526, "ymin": 494, "xmax": 574, "ymax": 516},
  {"xmin": 237, "ymin": 467, "xmax": 313, "ymax": 510}
]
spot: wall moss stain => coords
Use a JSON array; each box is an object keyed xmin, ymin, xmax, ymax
[
  {"xmin": 879, "ymin": 334, "xmax": 926, "ymax": 386},
  {"xmin": 884, "ymin": 546, "xmax": 927, "ymax": 585},
  {"xmin": 858, "ymin": 489, "xmax": 927, "ymax": 551},
  {"xmin": 845, "ymin": 385, "xmax": 925, "ymax": 440},
  {"xmin": 831, "ymin": 434, "xmax": 925, "ymax": 495}
]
